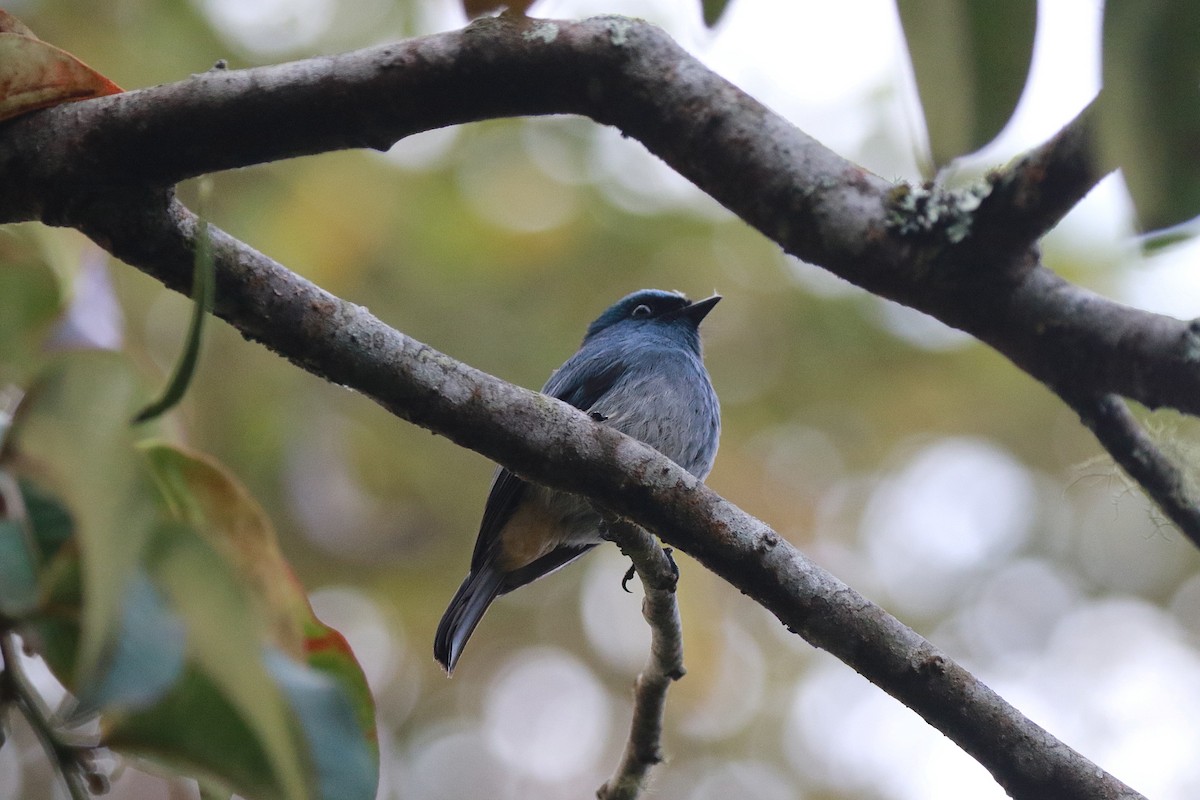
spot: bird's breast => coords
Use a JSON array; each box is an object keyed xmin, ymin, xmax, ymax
[{"xmin": 592, "ymin": 354, "xmax": 720, "ymax": 479}]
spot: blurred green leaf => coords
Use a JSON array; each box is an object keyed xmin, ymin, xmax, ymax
[
  {"xmin": 24, "ymin": 534, "xmax": 83, "ymax": 679},
  {"xmin": 78, "ymin": 572, "xmax": 185, "ymax": 713},
  {"xmin": 0, "ymin": 511, "xmax": 39, "ymax": 617},
  {"xmin": 110, "ymin": 645, "xmax": 376, "ymax": 800},
  {"xmin": 7, "ymin": 352, "xmax": 155, "ymax": 686},
  {"xmin": 19, "ymin": 478, "xmax": 74, "ymax": 562},
  {"xmin": 105, "ymin": 666, "xmax": 279, "ymax": 800},
  {"xmin": 897, "ymin": 0, "xmax": 1036, "ymax": 169},
  {"xmin": 134, "ymin": 213, "xmax": 214, "ymax": 424},
  {"xmin": 143, "ymin": 440, "xmax": 380, "ymax": 786},
  {"xmin": 267, "ymin": 650, "xmax": 378, "ymax": 800},
  {"xmin": 142, "ymin": 440, "xmax": 308, "ymax": 656},
  {"xmin": 1100, "ymin": 1, "xmax": 1200, "ymax": 233},
  {"xmin": 701, "ymin": 0, "xmax": 731, "ymax": 28},
  {"xmin": 198, "ymin": 785, "xmax": 234, "ymax": 800},
  {"xmin": 143, "ymin": 520, "xmax": 311, "ymax": 800},
  {"xmin": 303, "ymin": 617, "xmax": 378, "ymax": 760},
  {"xmin": 0, "ymin": 256, "xmax": 61, "ymax": 377},
  {"xmin": 18, "ymin": 507, "xmax": 336, "ymax": 800}
]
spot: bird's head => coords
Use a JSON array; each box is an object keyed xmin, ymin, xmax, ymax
[{"xmin": 583, "ymin": 289, "xmax": 721, "ymax": 350}]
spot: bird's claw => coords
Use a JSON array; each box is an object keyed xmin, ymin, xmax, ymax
[
  {"xmin": 664, "ymin": 547, "xmax": 679, "ymax": 581},
  {"xmin": 621, "ymin": 549, "xmax": 678, "ymax": 592},
  {"xmin": 621, "ymin": 563, "xmax": 637, "ymax": 592}
]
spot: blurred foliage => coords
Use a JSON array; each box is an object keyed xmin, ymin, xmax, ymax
[
  {"xmin": 0, "ymin": 355, "xmax": 378, "ymax": 799},
  {"xmin": 700, "ymin": 0, "xmax": 731, "ymax": 28},
  {"xmin": 897, "ymin": 0, "xmax": 1036, "ymax": 171},
  {"xmin": 1098, "ymin": 1, "xmax": 1200, "ymax": 235},
  {"xmin": 0, "ymin": 7, "xmax": 123, "ymax": 122},
  {"xmin": 900, "ymin": 0, "xmax": 1200, "ymax": 238},
  {"xmin": 4, "ymin": 1, "xmax": 1200, "ymax": 800}
]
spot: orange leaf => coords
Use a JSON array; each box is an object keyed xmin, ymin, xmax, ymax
[
  {"xmin": 304, "ymin": 618, "xmax": 378, "ymax": 749},
  {"xmin": 0, "ymin": 13, "xmax": 121, "ymax": 123},
  {"xmin": 0, "ymin": 10, "xmax": 37, "ymax": 37},
  {"xmin": 140, "ymin": 441, "xmax": 309, "ymax": 659}
]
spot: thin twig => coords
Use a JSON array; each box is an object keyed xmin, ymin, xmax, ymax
[
  {"xmin": 597, "ymin": 519, "xmax": 684, "ymax": 800},
  {"xmin": 0, "ymin": 633, "xmax": 90, "ymax": 800},
  {"xmin": 1066, "ymin": 392, "xmax": 1200, "ymax": 548}
]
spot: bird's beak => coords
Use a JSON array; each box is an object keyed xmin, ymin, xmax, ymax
[{"xmin": 680, "ymin": 294, "xmax": 721, "ymax": 325}]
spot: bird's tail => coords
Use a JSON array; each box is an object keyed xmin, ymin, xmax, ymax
[{"xmin": 434, "ymin": 566, "xmax": 506, "ymax": 674}]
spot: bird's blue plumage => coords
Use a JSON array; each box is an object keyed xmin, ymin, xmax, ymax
[{"xmin": 434, "ymin": 289, "xmax": 721, "ymax": 673}]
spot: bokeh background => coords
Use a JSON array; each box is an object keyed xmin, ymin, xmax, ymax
[{"xmin": 5, "ymin": 0, "xmax": 1200, "ymax": 798}]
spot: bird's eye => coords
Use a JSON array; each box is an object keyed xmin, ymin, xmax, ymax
[{"xmin": 632, "ymin": 304, "xmax": 652, "ymax": 318}]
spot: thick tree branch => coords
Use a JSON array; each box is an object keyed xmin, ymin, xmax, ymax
[
  {"xmin": 972, "ymin": 99, "xmax": 1108, "ymax": 255},
  {"xmin": 22, "ymin": 12, "xmax": 1198, "ymax": 548},
  {"xmin": 597, "ymin": 520, "xmax": 685, "ymax": 800},
  {"xmin": 3, "ymin": 16, "xmax": 1198, "ymax": 421},
  {"xmin": 64, "ymin": 190, "xmax": 1142, "ymax": 799}
]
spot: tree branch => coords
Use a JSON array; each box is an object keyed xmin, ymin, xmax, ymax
[
  {"xmin": 1067, "ymin": 392, "xmax": 1200, "ymax": 544},
  {"xmin": 24, "ymin": 12, "xmax": 1199, "ymax": 558},
  {"xmin": 2, "ymin": 13, "xmax": 1183, "ymax": 798},
  {"xmin": 597, "ymin": 520, "xmax": 684, "ymax": 800},
  {"xmin": 63, "ymin": 190, "xmax": 1142, "ymax": 799},
  {"xmin": 6, "ymin": 16, "xmax": 1198, "ymax": 421},
  {"xmin": 972, "ymin": 99, "xmax": 1109, "ymax": 254}
]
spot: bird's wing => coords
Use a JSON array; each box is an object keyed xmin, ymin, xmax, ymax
[
  {"xmin": 469, "ymin": 466, "xmax": 527, "ymax": 571},
  {"xmin": 467, "ymin": 350, "xmax": 629, "ymax": 573},
  {"xmin": 543, "ymin": 354, "xmax": 628, "ymax": 412}
]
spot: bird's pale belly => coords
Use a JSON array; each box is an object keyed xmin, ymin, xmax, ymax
[{"xmin": 495, "ymin": 485, "xmax": 602, "ymax": 571}]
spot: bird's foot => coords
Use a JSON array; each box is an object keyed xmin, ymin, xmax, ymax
[
  {"xmin": 664, "ymin": 547, "xmax": 680, "ymax": 581},
  {"xmin": 621, "ymin": 563, "xmax": 637, "ymax": 593}
]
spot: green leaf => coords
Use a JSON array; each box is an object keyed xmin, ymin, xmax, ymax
[
  {"xmin": 78, "ymin": 572, "xmax": 186, "ymax": 713},
  {"xmin": 105, "ymin": 666, "xmax": 280, "ymax": 800},
  {"xmin": 109, "ymin": 647, "xmax": 377, "ymax": 800},
  {"xmin": 267, "ymin": 650, "xmax": 378, "ymax": 800},
  {"xmin": 303, "ymin": 618, "xmax": 378, "ymax": 762},
  {"xmin": 6, "ymin": 352, "xmax": 155, "ymax": 686},
  {"xmin": 0, "ymin": 514, "xmax": 39, "ymax": 616},
  {"xmin": 198, "ymin": 783, "xmax": 234, "ymax": 800},
  {"xmin": 19, "ymin": 478, "xmax": 74, "ymax": 562},
  {"xmin": 12, "ymin": 424, "xmax": 377, "ymax": 799},
  {"xmin": 141, "ymin": 440, "xmax": 307, "ymax": 656},
  {"xmin": 0, "ymin": 256, "xmax": 61, "ymax": 377},
  {"xmin": 133, "ymin": 214, "xmax": 215, "ymax": 424},
  {"xmin": 22, "ymin": 531, "xmax": 83, "ymax": 679},
  {"xmin": 1099, "ymin": 1, "xmax": 1200, "ymax": 233},
  {"xmin": 18, "ymin": 517, "xmax": 298, "ymax": 800},
  {"xmin": 142, "ymin": 521, "xmax": 311, "ymax": 800},
  {"xmin": 701, "ymin": 0, "xmax": 731, "ymax": 28},
  {"xmin": 896, "ymin": 0, "xmax": 1037, "ymax": 169},
  {"xmin": 141, "ymin": 440, "xmax": 380, "ymax": 792}
]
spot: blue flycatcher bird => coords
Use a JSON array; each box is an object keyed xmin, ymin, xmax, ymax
[{"xmin": 434, "ymin": 289, "xmax": 721, "ymax": 674}]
